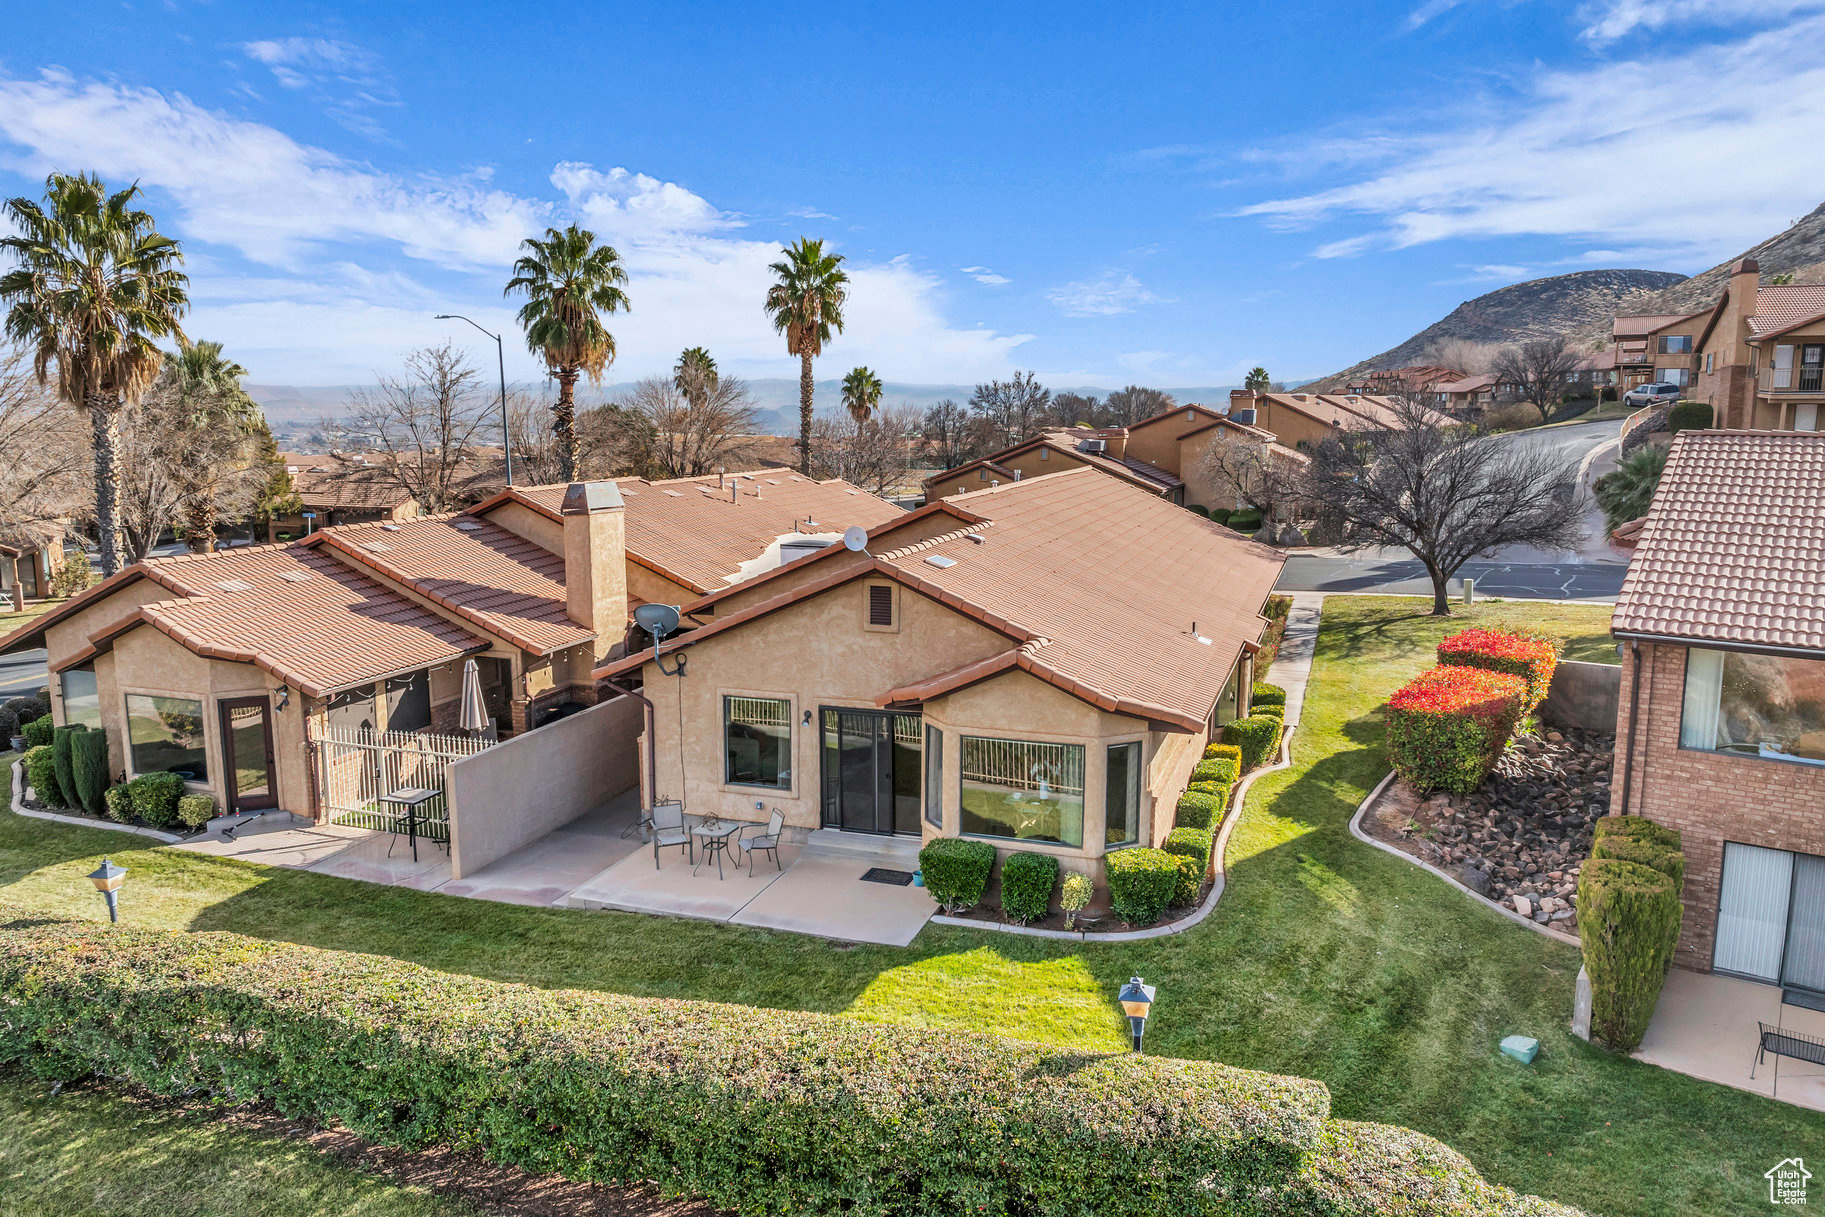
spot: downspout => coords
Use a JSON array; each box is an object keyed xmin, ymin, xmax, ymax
[
  {"xmin": 1616, "ymin": 641, "xmax": 1643, "ymax": 818},
  {"xmin": 599, "ymin": 676, "xmax": 658, "ymax": 811}
]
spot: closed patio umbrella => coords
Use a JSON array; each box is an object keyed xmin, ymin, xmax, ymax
[{"xmin": 458, "ymin": 658, "xmax": 491, "ymax": 735}]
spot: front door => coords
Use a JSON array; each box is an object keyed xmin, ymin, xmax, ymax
[
  {"xmin": 218, "ymin": 696, "xmax": 278, "ymax": 813},
  {"xmin": 820, "ymin": 708, "xmax": 922, "ymax": 835}
]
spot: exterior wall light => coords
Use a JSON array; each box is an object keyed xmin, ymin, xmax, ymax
[
  {"xmin": 87, "ymin": 858, "xmax": 127, "ymax": 923},
  {"xmin": 1118, "ymin": 976, "xmax": 1156, "ymax": 1053}
]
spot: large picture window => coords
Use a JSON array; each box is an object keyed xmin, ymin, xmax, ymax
[
  {"xmin": 959, "ymin": 735, "xmax": 1084, "ymax": 847},
  {"xmin": 1680, "ymin": 648, "xmax": 1825, "ymax": 765},
  {"xmin": 60, "ymin": 667, "xmax": 101, "ymax": 730},
  {"xmin": 125, "ymin": 693, "xmax": 208, "ymax": 781},
  {"xmin": 1105, "ymin": 742, "xmax": 1141, "ymax": 847},
  {"xmin": 726, "ymin": 695, "xmax": 791, "ymax": 788}
]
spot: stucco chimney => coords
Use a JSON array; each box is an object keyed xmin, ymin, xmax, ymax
[
  {"xmin": 560, "ymin": 480, "xmax": 627, "ymax": 661},
  {"xmin": 1731, "ymin": 257, "xmax": 1762, "ymax": 320},
  {"xmin": 1100, "ymin": 429, "xmax": 1128, "ymax": 460},
  {"xmin": 1229, "ymin": 389, "xmax": 1256, "ymax": 414}
]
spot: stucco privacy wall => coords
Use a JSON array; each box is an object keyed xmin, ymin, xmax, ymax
[
  {"xmin": 446, "ymin": 695, "xmax": 642, "ymax": 879},
  {"xmin": 1538, "ymin": 660, "xmax": 1621, "ymax": 733}
]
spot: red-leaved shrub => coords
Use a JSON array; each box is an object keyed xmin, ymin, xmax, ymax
[
  {"xmin": 1385, "ymin": 665, "xmax": 1527, "ymax": 794},
  {"xmin": 1436, "ymin": 627, "xmax": 1559, "ymax": 711}
]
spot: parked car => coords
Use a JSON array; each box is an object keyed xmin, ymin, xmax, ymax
[{"xmin": 1623, "ymin": 382, "xmax": 1683, "ymax": 408}]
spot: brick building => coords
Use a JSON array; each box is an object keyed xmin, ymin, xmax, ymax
[{"xmin": 1610, "ymin": 431, "xmax": 1825, "ymax": 984}]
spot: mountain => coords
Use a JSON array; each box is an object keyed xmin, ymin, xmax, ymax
[
  {"xmin": 1599, "ymin": 200, "xmax": 1825, "ymax": 319},
  {"xmin": 1306, "ymin": 268, "xmax": 1687, "ymax": 391}
]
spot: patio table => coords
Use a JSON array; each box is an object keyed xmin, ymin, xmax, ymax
[
  {"xmin": 691, "ymin": 821, "xmax": 741, "ymax": 879},
  {"xmin": 379, "ymin": 786, "xmax": 440, "ymax": 863}
]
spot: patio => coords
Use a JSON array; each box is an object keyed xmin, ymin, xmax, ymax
[{"xmin": 1634, "ymin": 967, "xmax": 1825, "ymax": 1111}]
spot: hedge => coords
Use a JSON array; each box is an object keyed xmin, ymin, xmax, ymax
[
  {"xmin": 1207, "ymin": 506, "xmax": 1233, "ymax": 526},
  {"xmin": 23, "ymin": 745, "xmax": 58, "ymax": 807},
  {"xmin": 1577, "ymin": 857, "xmax": 1682, "ymax": 1051},
  {"xmin": 1165, "ymin": 827, "xmax": 1213, "ymax": 907},
  {"xmin": 1185, "ymin": 504, "xmax": 1210, "ymax": 518},
  {"xmin": 177, "ymin": 793, "xmax": 216, "ymax": 830},
  {"xmin": 1228, "ymin": 509, "xmax": 1262, "ymax": 533},
  {"xmin": 1203, "ymin": 742, "xmax": 1242, "ymax": 766},
  {"xmin": 1191, "ymin": 757, "xmax": 1237, "ymax": 786},
  {"xmin": 20, "ymin": 715, "xmax": 53, "ymax": 749},
  {"xmin": 1223, "ymin": 715, "xmax": 1283, "ymax": 771},
  {"xmin": 1667, "ymin": 401, "xmax": 1713, "ymax": 435},
  {"xmin": 1175, "ymin": 789, "xmax": 1227, "ymax": 831},
  {"xmin": 0, "ymin": 914, "xmax": 1584, "ymax": 1217},
  {"xmin": 0, "ymin": 706, "xmax": 16, "ymax": 743},
  {"xmin": 1251, "ymin": 682, "xmax": 1287, "ymax": 708},
  {"xmin": 999, "ymin": 851, "xmax": 1057, "ymax": 925},
  {"xmin": 127, "ymin": 772, "xmax": 185, "ymax": 829},
  {"xmin": 1384, "ymin": 666, "xmax": 1526, "ymax": 795},
  {"xmin": 71, "ymin": 729, "xmax": 110, "ymax": 816},
  {"xmin": 1252, "ymin": 704, "xmax": 1285, "ymax": 723},
  {"xmin": 50, "ymin": 725, "xmax": 81, "ymax": 811},
  {"xmin": 1107, "ymin": 848, "xmax": 1180, "ymax": 925},
  {"xmin": 918, "ymin": 837, "xmax": 995, "ymax": 914},
  {"xmin": 1436, "ymin": 628, "xmax": 1558, "ymax": 711}
]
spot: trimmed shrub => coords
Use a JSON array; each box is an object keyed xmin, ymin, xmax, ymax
[
  {"xmin": 999, "ymin": 851, "xmax": 1058, "ymax": 925},
  {"xmin": 1059, "ymin": 871, "xmax": 1093, "ymax": 930},
  {"xmin": 1437, "ymin": 627, "xmax": 1559, "ymax": 711},
  {"xmin": 50, "ymin": 725, "xmax": 81, "ymax": 806},
  {"xmin": 0, "ymin": 706, "xmax": 16, "ymax": 744},
  {"xmin": 177, "ymin": 793, "xmax": 216, "ymax": 830},
  {"xmin": 20, "ymin": 715, "xmax": 52, "ymax": 749},
  {"xmin": 70, "ymin": 729, "xmax": 110, "ymax": 815},
  {"xmin": 1251, "ymin": 681, "xmax": 1287, "ymax": 708},
  {"xmin": 1223, "ymin": 714, "xmax": 1283, "ymax": 770},
  {"xmin": 1667, "ymin": 400, "xmax": 1713, "ymax": 435},
  {"xmin": 127, "ymin": 772, "xmax": 185, "ymax": 828},
  {"xmin": 1384, "ymin": 666, "xmax": 1527, "ymax": 795},
  {"xmin": 103, "ymin": 784, "xmax": 132, "ymax": 824},
  {"xmin": 1227, "ymin": 508, "xmax": 1262, "ymax": 533},
  {"xmin": 1203, "ymin": 741, "xmax": 1242, "ymax": 765},
  {"xmin": 1591, "ymin": 832, "xmax": 1684, "ymax": 894},
  {"xmin": 1106, "ymin": 848, "xmax": 1180, "ymax": 925},
  {"xmin": 1185, "ymin": 504, "xmax": 1209, "ymax": 518},
  {"xmin": 1252, "ymin": 704, "xmax": 1285, "ymax": 722},
  {"xmin": 1578, "ymin": 857, "xmax": 1682, "ymax": 1051},
  {"xmin": 1164, "ymin": 826, "xmax": 1213, "ymax": 907},
  {"xmin": 918, "ymin": 837, "xmax": 996, "ymax": 913},
  {"xmin": 1594, "ymin": 814, "xmax": 1681, "ymax": 851},
  {"xmin": 1207, "ymin": 506, "xmax": 1232, "ymax": 526},
  {"xmin": 1191, "ymin": 757, "xmax": 1237, "ymax": 786},
  {"xmin": 1175, "ymin": 788, "xmax": 1227, "ymax": 831},
  {"xmin": 22, "ymin": 745, "xmax": 58, "ymax": 806}
]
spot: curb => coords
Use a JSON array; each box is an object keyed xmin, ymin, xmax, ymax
[
  {"xmin": 1347, "ymin": 768, "xmax": 1580, "ymax": 947},
  {"xmin": 8, "ymin": 758, "xmax": 185, "ymax": 844}
]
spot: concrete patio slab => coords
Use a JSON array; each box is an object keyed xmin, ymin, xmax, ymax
[
  {"xmin": 436, "ymin": 792, "xmax": 644, "ymax": 906},
  {"xmin": 562, "ymin": 839, "xmax": 801, "ymax": 920},
  {"xmin": 1635, "ymin": 967, "xmax": 1825, "ymax": 1112},
  {"xmin": 731, "ymin": 845, "xmax": 934, "ymax": 947}
]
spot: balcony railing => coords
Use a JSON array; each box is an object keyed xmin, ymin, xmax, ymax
[{"xmin": 1759, "ymin": 366, "xmax": 1825, "ymax": 393}]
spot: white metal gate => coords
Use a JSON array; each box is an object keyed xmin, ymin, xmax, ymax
[{"xmin": 312, "ymin": 725, "xmax": 491, "ymax": 841}]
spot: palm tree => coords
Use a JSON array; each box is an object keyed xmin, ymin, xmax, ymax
[
  {"xmin": 1593, "ymin": 443, "xmax": 1669, "ymax": 536},
  {"xmin": 764, "ymin": 238, "xmax": 848, "ymax": 475},
  {"xmin": 166, "ymin": 341, "xmax": 260, "ymax": 553},
  {"xmin": 504, "ymin": 224, "xmax": 630, "ymax": 482},
  {"xmin": 674, "ymin": 346, "xmax": 718, "ymax": 411},
  {"xmin": 1244, "ymin": 366, "xmax": 1272, "ymax": 393},
  {"xmin": 841, "ymin": 366, "xmax": 883, "ymax": 428},
  {"xmin": 1, "ymin": 173, "xmax": 188, "ymax": 576}
]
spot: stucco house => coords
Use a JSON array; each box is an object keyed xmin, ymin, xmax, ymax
[
  {"xmin": 594, "ymin": 466, "xmax": 1286, "ymax": 882},
  {"xmin": 0, "ymin": 526, "xmax": 67, "ymax": 608},
  {"xmin": 1610, "ymin": 430, "xmax": 1825, "ymax": 988},
  {"xmin": 0, "ymin": 471, "xmax": 901, "ymax": 822}
]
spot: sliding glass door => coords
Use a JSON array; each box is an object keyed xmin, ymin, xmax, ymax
[
  {"xmin": 1715, "ymin": 842, "xmax": 1825, "ymax": 992},
  {"xmin": 820, "ymin": 708, "xmax": 922, "ymax": 835}
]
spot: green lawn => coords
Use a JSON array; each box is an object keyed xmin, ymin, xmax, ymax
[{"xmin": 0, "ymin": 596, "xmax": 1814, "ymax": 1216}]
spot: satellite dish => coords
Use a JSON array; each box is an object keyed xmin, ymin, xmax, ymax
[
  {"xmin": 633, "ymin": 603, "xmax": 681, "ymax": 640},
  {"xmin": 842, "ymin": 526, "xmax": 870, "ymax": 553}
]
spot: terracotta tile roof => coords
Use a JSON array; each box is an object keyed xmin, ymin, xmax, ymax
[
  {"xmin": 280, "ymin": 452, "xmax": 504, "ymax": 513},
  {"xmin": 923, "ymin": 432, "xmax": 1183, "ymax": 497},
  {"xmin": 310, "ymin": 515, "xmax": 591, "ymax": 655},
  {"xmin": 1436, "ymin": 374, "xmax": 1497, "ymax": 394},
  {"xmin": 1747, "ymin": 284, "xmax": 1825, "ymax": 338},
  {"xmin": 1260, "ymin": 391, "xmax": 1451, "ymax": 430},
  {"xmin": 32, "ymin": 543, "xmax": 487, "ymax": 698},
  {"xmin": 1613, "ymin": 312, "xmax": 1703, "ymax": 338},
  {"xmin": 1612, "ymin": 431, "xmax": 1825, "ymax": 652},
  {"xmin": 607, "ymin": 468, "xmax": 1285, "ymax": 731},
  {"xmin": 501, "ymin": 474, "xmax": 904, "ymax": 594}
]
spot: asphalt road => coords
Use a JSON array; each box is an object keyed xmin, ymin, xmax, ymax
[{"xmin": 0, "ymin": 647, "xmax": 48, "ymax": 698}]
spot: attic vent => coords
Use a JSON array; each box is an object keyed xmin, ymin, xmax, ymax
[
  {"xmin": 274, "ymin": 570, "xmax": 309, "ymax": 583},
  {"xmin": 868, "ymin": 584, "xmax": 894, "ymax": 626},
  {"xmin": 964, "ymin": 532, "xmax": 985, "ymax": 544},
  {"xmin": 663, "ymin": 489, "xmax": 685, "ymax": 497},
  {"xmin": 924, "ymin": 555, "xmax": 957, "ymax": 569},
  {"xmin": 360, "ymin": 540, "xmax": 392, "ymax": 553},
  {"xmin": 452, "ymin": 520, "xmax": 482, "ymax": 531},
  {"xmin": 214, "ymin": 579, "xmax": 254, "ymax": 593}
]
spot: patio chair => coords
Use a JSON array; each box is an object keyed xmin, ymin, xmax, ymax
[
  {"xmin": 739, "ymin": 808, "xmax": 786, "ymax": 874},
  {"xmin": 651, "ymin": 800, "xmax": 691, "ymax": 870}
]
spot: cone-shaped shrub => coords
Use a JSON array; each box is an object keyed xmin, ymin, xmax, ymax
[
  {"xmin": 1577, "ymin": 857, "xmax": 1682, "ymax": 1050},
  {"xmin": 1437, "ymin": 627, "xmax": 1559, "ymax": 711},
  {"xmin": 50, "ymin": 725, "xmax": 81, "ymax": 809},
  {"xmin": 1385, "ymin": 665, "xmax": 1526, "ymax": 794},
  {"xmin": 71, "ymin": 729, "xmax": 110, "ymax": 815}
]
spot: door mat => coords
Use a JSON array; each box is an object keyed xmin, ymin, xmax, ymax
[
  {"xmin": 1783, "ymin": 988, "xmax": 1825, "ymax": 1014},
  {"xmin": 860, "ymin": 867, "xmax": 915, "ymax": 886}
]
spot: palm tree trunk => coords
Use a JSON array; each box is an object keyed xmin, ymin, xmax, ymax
[
  {"xmin": 88, "ymin": 395, "xmax": 125, "ymax": 577},
  {"xmin": 183, "ymin": 492, "xmax": 216, "ymax": 555},
  {"xmin": 798, "ymin": 350, "xmax": 815, "ymax": 476},
  {"xmin": 554, "ymin": 369, "xmax": 580, "ymax": 482}
]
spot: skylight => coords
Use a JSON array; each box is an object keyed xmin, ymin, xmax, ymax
[{"xmin": 924, "ymin": 555, "xmax": 957, "ymax": 569}]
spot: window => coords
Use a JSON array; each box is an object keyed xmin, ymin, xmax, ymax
[
  {"xmin": 1658, "ymin": 335, "xmax": 1692, "ymax": 354},
  {"xmin": 725, "ymin": 695, "xmax": 792, "ymax": 788},
  {"xmin": 1039, "ymin": 448, "xmax": 1049, "ymax": 460},
  {"xmin": 1802, "ymin": 345, "xmax": 1824, "ymax": 392},
  {"xmin": 1660, "ymin": 368, "xmax": 1690, "ymax": 386},
  {"xmin": 1704, "ymin": 352, "xmax": 1715, "ymax": 374},
  {"xmin": 924, "ymin": 725, "xmax": 943, "ymax": 827},
  {"xmin": 1105, "ymin": 742, "xmax": 1141, "ymax": 847},
  {"xmin": 60, "ymin": 667, "xmax": 101, "ymax": 730},
  {"xmin": 1775, "ymin": 344, "xmax": 1795, "ymax": 388},
  {"xmin": 978, "ymin": 470, "xmax": 988, "ymax": 481},
  {"xmin": 1680, "ymin": 648, "xmax": 1825, "ymax": 765},
  {"xmin": 125, "ymin": 693, "xmax": 207, "ymax": 781},
  {"xmin": 867, "ymin": 583, "xmax": 894, "ymax": 627},
  {"xmin": 958, "ymin": 735, "xmax": 1085, "ymax": 847}
]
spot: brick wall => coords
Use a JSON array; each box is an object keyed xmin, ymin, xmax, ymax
[{"xmin": 1617, "ymin": 641, "xmax": 1825, "ymax": 969}]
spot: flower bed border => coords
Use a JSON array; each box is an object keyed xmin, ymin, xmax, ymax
[{"xmin": 9, "ymin": 758, "xmax": 184, "ymax": 843}]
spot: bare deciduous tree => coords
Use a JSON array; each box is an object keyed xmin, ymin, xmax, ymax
[
  {"xmin": 1049, "ymin": 391, "xmax": 1101, "ymax": 428},
  {"xmin": 1198, "ymin": 433, "xmax": 1304, "ymax": 521},
  {"xmin": 0, "ymin": 346, "xmax": 87, "ymax": 606},
  {"xmin": 921, "ymin": 399, "xmax": 974, "ymax": 470},
  {"xmin": 1299, "ymin": 398, "xmax": 1585, "ymax": 615},
  {"xmin": 968, "ymin": 371, "xmax": 1050, "ymax": 444},
  {"xmin": 337, "ymin": 343, "xmax": 494, "ymax": 514},
  {"xmin": 611, "ymin": 374, "xmax": 762, "ymax": 479},
  {"xmin": 808, "ymin": 403, "xmax": 919, "ymax": 495},
  {"xmin": 1491, "ymin": 336, "xmax": 1582, "ymax": 422},
  {"xmin": 1101, "ymin": 385, "xmax": 1176, "ymax": 427}
]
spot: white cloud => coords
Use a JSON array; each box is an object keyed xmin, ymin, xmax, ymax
[
  {"xmin": 244, "ymin": 37, "xmax": 379, "ymax": 73},
  {"xmin": 1048, "ymin": 271, "xmax": 1157, "ymax": 317},
  {"xmin": 1406, "ymin": 0, "xmax": 1468, "ymax": 28},
  {"xmin": 241, "ymin": 37, "xmax": 397, "ymax": 140},
  {"xmin": 787, "ymin": 206, "xmax": 836, "ymax": 220},
  {"xmin": 1578, "ymin": 0, "xmax": 1825, "ymax": 42},
  {"xmin": 1240, "ymin": 16, "xmax": 1825, "ymax": 265},
  {"xmin": 959, "ymin": 265, "xmax": 1011, "ymax": 285}
]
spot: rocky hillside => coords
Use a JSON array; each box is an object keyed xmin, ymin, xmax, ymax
[
  {"xmin": 1308, "ymin": 268, "xmax": 1687, "ymax": 390},
  {"xmin": 1603, "ymin": 200, "xmax": 1825, "ymax": 319}
]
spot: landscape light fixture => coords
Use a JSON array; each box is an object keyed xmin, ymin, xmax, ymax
[
  {"xmin": 434, "ymin": 314, "xmax": 514, "ymax": 486},
  {"xmin": 1118, "ymin": 976, "xmax": 1157, "ymax": 1053},
  {"xmin": 86, "ymin": 858, "xmax": 127, "ymax": 923}
]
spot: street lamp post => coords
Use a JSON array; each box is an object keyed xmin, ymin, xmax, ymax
[
  {"xmin": 434, "ymin": 314, "xmax": 514, "ymax": 486},
  {"xmin": 1117, "ymin": 976, "xmax": 1156, "ymax": 1053},
  {"xmin": 87, "ymin": 858, "xmax": 127, "ymax": 923}
]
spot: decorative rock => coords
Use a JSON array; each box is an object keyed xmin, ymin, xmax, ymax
[{"xmin": 1512, "ymin": 895, "xmax": 1532, "ymax": 918}]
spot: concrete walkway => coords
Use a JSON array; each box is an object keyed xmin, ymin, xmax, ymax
[
  {"xmin": 1635, "ymin": 968, "xmax": 1825, "ymax": 1112},
  {"xmin": 1274, "ymin": 592, "xmax": 1324, "ymax": 729}
]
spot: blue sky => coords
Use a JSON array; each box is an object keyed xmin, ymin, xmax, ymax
[{"xmin": 4, "ymin": 0, "xmax": 1824, "ymax": 388}]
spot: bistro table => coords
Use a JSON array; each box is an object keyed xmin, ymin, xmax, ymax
[
  {"xmin": 379, "ymin": 786, "xmax": 441, "ymax": 863},
  {"xmin": 691, "ymin": 820, "xmax": 742, "ymax": 879}
]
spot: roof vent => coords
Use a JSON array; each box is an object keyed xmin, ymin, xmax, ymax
[
  {"xmin": 360, "ymin": 540, "xmax": 392, "ymax": 553},
  {"xmin": 965, "ymin": 532, "xmax": 985, "ymax": 544},
  {"xmin": 924, "ymin": 554, "xmax": 957, "ymax": 569},
  {"xmin": 214, "ymin": 579, "xmax": 254, "ymax": 593},
  {"xmin": 663, "ymin": 489, "xmax": 685, "ymax": 497},
  {"xmin": 766, "ymin": 478, "xmax": 781, "ymax": 485},
  {"xmin": 274, "ymin": 570, "xmax": 309, "ymax": 583},
  {"xmin": 381, "ymin": 523, "xmax": 401, "ymax": 532},
  {"xmin": 1082, "ymin": 438, "xmax": 1107, "ymax": 454},
  {"xmin": 452, "ymin": 519, "xmax": 482, "ymax": 531}
]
